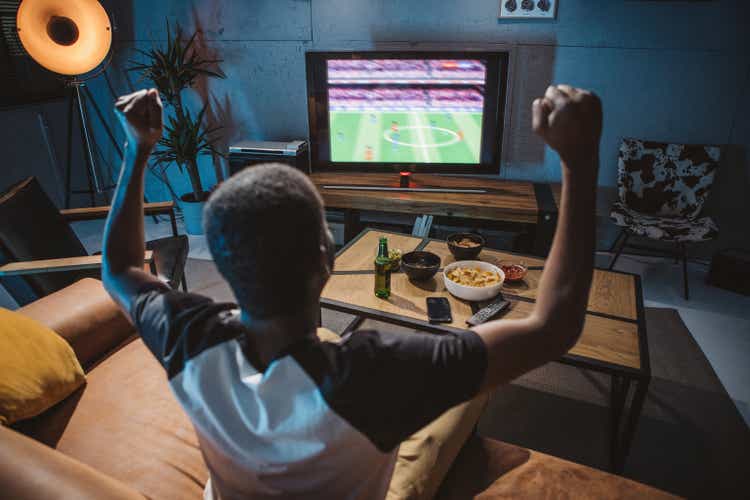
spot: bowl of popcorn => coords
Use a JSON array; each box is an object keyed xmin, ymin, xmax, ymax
[{"xmin": 443, "ymin": 261, "xmax": 505, "ymax": 302}]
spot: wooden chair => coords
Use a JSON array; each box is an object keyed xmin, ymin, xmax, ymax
[
  {"xmin": 0, "ymin": 177, "xmax": 188, "ymax": 306},
  {"xmin": 608, "ymin": 139, "xmax": 721, "ymax": 299}
]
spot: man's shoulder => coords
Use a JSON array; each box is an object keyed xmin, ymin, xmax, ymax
[
  {"xmin": 131, "ymin": 285, "xmax": 244, "ymax": 378},
  {"xmin": 294, "ymin": 327, "xmax": 485, "ymax": 367}
]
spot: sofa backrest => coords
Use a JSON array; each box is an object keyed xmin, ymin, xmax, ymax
[
  {"xmin": 18, "ymin": 278, "xmax": 135, "ymax": 370},
  {"xmin": 11, "ymin": 279, "xmax": 136, "ymax": 443}
]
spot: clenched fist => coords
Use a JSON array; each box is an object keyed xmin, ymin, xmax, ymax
[
  {"xmin": 532, "ymin": 85, "xmax": 602, "ymax": 170},
  {"xmin": 115, "ymin": 89, "xmax": 163, "ymax": 153}
]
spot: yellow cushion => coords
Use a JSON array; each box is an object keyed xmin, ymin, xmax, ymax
[
  {"xmin": 0, "ymin": 308, "xmax": 85, "ymax": 425},
  {"xmin": 387, "ymin": 394, "xmax": 489, "ymax": 500},
  {"xmin": 316, "ymin": 327, "xmax": 341, "ymax": 343}
]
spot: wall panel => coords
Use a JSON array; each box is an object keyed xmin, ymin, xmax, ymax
[{"xmin": 312, "ymin": 0, "xmax": 748, "ymax": 51}]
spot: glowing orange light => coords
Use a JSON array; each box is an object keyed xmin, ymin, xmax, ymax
[{"xmin": 16, "ymin": 0, "xmax": 111, "ymax": 76}]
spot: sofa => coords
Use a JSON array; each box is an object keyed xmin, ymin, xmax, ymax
[{"xmin": 1, "ymin": 278, "xmax": 677, "ymax": 499}]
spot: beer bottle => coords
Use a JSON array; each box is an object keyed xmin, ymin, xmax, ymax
[{"xmin": 374, "ymin": 237, "xmax": 391, "ymax": 299}]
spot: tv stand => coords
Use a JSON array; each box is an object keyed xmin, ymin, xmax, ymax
[
  {"xmin": 322, "ymin": 171, "xmax": 488, "ymax": 193},
  {"xmin": 322, "ymin": 185, "xmax": 488, "ymax": 194},
  {"xmin": 310, "ymin": 172, "xmax": 561, "ymax": 256}
]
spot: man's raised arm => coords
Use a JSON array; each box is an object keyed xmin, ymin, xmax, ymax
[
  {"xmin": 101, "ymin": 89, "xmax": 165, "ymax": 314},
  {"xmin": 474, "ymin": 84, "xmax": 602, "ymax": 390}
]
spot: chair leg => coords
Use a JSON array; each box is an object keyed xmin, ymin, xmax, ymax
[
  {"xmin": 608, "ymin": 231, "xmax": 630, "ymax": 270},
  {"xmin": 608, "ymin": 229, "xmax": 625, "ymax": 253},
  {"xmin": 681, "ymin": 242, "xmax": 689, "ymax": 300}
]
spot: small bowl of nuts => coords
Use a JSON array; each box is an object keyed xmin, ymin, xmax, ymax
[
  {"xmin": 447, "ymin": 233, "xmax": 485, "ymax": 260},
  {"xmin": 387, "ymin": 248, "xmax": 403, "ymax": 271}
]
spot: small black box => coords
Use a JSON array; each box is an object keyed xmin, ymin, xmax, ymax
[
  {"xmin": 708, "ymin": 249, "xmax": 750, "ymax": 296},
  {"xmin": 228, "ymin": 140, "xmax": 310, "ymax": 176}
]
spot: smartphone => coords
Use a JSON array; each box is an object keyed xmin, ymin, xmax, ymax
[{"xmin": 426, "ymin": 297, "xmax": 452, "ymax": 323}]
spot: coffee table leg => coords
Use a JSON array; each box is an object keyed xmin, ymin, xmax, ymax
[
  {"xmin": 609, "ymin": 374, "xmax": 630, "ymax": 471},
  {"xmin": 341, "ymin": 315, "xmax": 365, "ymax": 338},
  {"xmin": 610, "ymin": 375, "xmax": 649, "ymax": 473},
  {"xmin": 616, "ymin": 376, "xmax": 649, "ymax": 472}
]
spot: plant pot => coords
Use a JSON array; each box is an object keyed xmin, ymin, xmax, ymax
[{"xmin": 178, "ymin": 192, "xmax": 209, "ymax": 235}]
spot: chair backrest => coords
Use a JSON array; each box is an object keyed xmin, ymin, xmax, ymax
[
  {"xmin": 617, "ymin": 138, "xmax": 720, "ymax": 218},
  {"xmin": 0, "ymin": 177, "xmax": 95, "ymax": 305}
]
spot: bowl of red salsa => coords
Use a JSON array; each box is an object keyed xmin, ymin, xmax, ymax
[{"xmin": 499, "ymin": 261, "xmax": 528, "ymax": 282}]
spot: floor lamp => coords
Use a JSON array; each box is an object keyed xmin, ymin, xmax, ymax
[{"xmin": 16, "ymin": 0, "xmax": 114, "ymax": 207}]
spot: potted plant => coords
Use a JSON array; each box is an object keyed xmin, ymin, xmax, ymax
[{"xmin": 129, "ymin": 22, "xmax": 225, "ymax": 234}]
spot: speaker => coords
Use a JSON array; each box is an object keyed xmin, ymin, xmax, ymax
[
  {"xmin": 708, "ymin": 249, "xmax": 750, "ymax": 296},
  {"xmin": 228, "ymin": 140, "xmax": 310, "ymax": 176}
]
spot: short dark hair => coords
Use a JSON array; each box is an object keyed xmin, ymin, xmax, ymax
[{"xmin": 203, "ymin": 164, "xmax": 327, "ymax": 318}]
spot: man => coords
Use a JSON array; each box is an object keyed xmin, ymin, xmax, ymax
[{"xmin": 102, "ymin": 85, "xmax": 601, "ymax": 499}]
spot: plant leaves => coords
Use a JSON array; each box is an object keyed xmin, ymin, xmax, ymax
[{"xmin": 127, "ymin": 20, "xmax": 225, "ymax": 197}]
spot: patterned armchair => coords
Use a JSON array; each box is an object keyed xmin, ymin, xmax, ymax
[{"xmin": 608, "ymin": 138, "xmax": 720, "ymax": 299}]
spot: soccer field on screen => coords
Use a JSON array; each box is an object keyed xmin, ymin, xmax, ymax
[{"xmin": 329, "ymin": 110, "xmax": 483, "ymax": 164}]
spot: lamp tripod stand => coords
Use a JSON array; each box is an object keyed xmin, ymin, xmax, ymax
[{"xmin": 63, "ymin": 78, "xmax": 115, "ymax": 207}]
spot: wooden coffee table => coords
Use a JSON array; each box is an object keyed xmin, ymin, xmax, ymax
[{"xmin": 320, "ymin": 228, "xmax": 651, "ymax": 473}]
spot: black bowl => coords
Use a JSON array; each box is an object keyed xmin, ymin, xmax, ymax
[
  {"xmin": 401, "ymin": 251, "xmax": 441, "ymax": 281},
  {"xmin": 447, "ymin": 233, "xmax": 485, "ymax": 260}
]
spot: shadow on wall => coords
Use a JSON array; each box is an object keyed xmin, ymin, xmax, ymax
[
  {"xmin": 702, "ymin": 144, "xmax": 750, "ymax": 257},
  {"xmin": 502, "ymin": 43, "xmax": 556, "ymax": 181},
  {"xmin": 367, "ymin": 31, "xmax": 558, "ymax": 181},
  {"xmin": 189, "ymin": 3, "xmax": 238, "ymax": 183}
]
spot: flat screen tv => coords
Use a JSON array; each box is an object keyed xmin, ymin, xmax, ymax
[{"xmin": 306, "ymin": 51, "xmax": 508, "ymax": 175}]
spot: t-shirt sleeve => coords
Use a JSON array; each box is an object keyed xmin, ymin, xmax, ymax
[
  {"xmin": 295, "ymin": 328, "xmax": 488, "ymax": 452},
  {"xmin": 129, "ymin": 282, "xmax": 237, "ymax": 378}
]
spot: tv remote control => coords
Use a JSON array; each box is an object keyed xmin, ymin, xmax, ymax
[{"xmin": 466, "ymin": 297, "xmax": 511, "ymax": 326}]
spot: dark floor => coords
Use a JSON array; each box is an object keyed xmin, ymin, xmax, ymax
[{"xmin": 184, "ymin": 257, "xmax": 749, "ymax": 499}]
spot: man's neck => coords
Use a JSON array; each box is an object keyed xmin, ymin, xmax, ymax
[{"xmin": 238, "ymin": 304, "xmax": 319, "ymax": 369}]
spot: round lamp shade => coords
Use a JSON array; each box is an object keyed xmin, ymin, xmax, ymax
[{"xmin": 16, "ymin": 0, "xmax": 111, "ymax": 76}]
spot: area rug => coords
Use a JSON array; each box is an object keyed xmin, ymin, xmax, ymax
[
  {"xmin": 183, "ymin": 258, "xmax": 749, "ymax": 498},
  {"xmin": 477, "ymin": 308, "xmax": 749, "ymax": 499}
]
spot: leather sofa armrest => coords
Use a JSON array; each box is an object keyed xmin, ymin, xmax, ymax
[
  {"xmin": 0, "ymin": 251, "xmax": 153, "ymax": 277},
  {"xmin": 0, "ymin": 425, "xmax": 144, "ymax": 500},
  {"xmin": 18, "ymin": 278, "xmax": 136, "ymax": 371}
]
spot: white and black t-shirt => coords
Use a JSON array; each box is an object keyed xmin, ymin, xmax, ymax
[{"xmin": 131, "ymin": 284, "xmax": 487, "ymax": 500}]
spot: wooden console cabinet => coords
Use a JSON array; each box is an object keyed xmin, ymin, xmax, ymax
[{"xmin": 310, "ymin": 172, "xmax": 559, "ymax": 256}]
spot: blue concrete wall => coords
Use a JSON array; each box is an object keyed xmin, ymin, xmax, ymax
[
  {"xmin": 89, "ymin": 0, "xmax": 748, "ymax": 191},
  {"xmin": 1, "ymin": 0, "xmax": 748, "ymax": 250}
]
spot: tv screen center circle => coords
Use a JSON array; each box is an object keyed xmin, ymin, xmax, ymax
[{"xmin": 382, "ymin": 125, "xmax": 461, "ymax": 149}]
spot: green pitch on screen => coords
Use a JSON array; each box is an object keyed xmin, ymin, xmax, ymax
[{"xmin": 329, "ymin": 110, "xmax": 483, "ymax": 164}]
